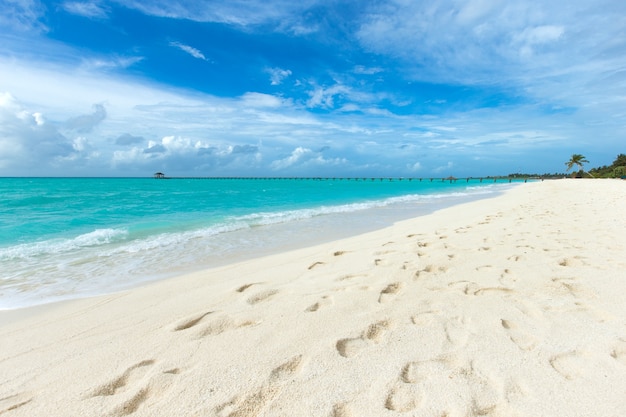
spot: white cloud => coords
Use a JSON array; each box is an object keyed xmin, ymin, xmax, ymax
[
  {"xmin": 80, "ymin": 55, "xmax": 144, "ymax": 71},
  {"xmin": 65, "ymin": 103, "xmax": 107, "ymax": 132},
  {"xmin": 240, "ymin": 92, "xmax": 284, "ymax": 108},
  {"xmin": 270, "ymin": 147, "xmax": 313, "ymax": 170},
  {"xmin": 62, "ymin": 1, "xmax": 109, "ymax": 19},
  {"xmin": 353, "ymin": 65, "xmax": 383, "ymax": 75},
  {"xmin": 0, "ymin": 92, "xmax": 74, "ymax": 173},
  {"xmin": 407, "ymin": 161, "xmax": 422, "ymax": 171},
  {"xmin": 267, "ymin": 67, "xmax": 292, "ymax": 85},
  {"xmin": 269, "ymin": 146, "xmax": 347, "ymax": 171},
  {"xmin": 433, "ymin": 162, "xmax": 454, "ymax": 173},
  {"xmin": 120, "ymin": 0, "xmax": 320, "ymax": 28},
  {"xmin": 355, "ymin": 0, "xmax": 626, "ymax": 98},
  {"xmin": 306, "ymin": 84, "xmax": 351, "ymax": 109},
  {"xmin": 169, "ymin": 41, "xmax": 208, "ymax": 61},
  {"xmin": 0, "ymin": 0, "xmax": 47, "ymax": 32},
  {"xmin": 516, "ymin": 25, "xmax": 564, "ymax": 45}
]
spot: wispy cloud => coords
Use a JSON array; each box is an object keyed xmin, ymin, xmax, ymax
[
  {"xmin": 2, "ymin": 0, "xmax": 625, "ymax": 177},
  {"xmin": 120, "ymin": 0, "xmax": 318, "ymax": 28},
  {"xmin": 353, "ymin": 65, "xmax": 383, "ymax": 75},
  {"xmin": 61, "ymin": 1, "xmax": 109, "ymax": 19},
  {"xmin": 80, "ymin": 55, "xmax": 144, "ymax": 71},
  {"xmin": 0, "ymin": 0, "xmax": 47, "ymax": 32},
  {"xmin": 355, "ymin": 0, "xmax": 626, "ymax": 102},
  {"xmin": 169, "ymin": 41, "xmax": 208, "ymax": 61}
]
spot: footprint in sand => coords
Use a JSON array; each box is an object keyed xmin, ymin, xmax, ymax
[
  {"xmin": 215, "ymin": 355, "xmax": 305, "ymax": 417},
  {"xmin": 610, "ymin": 340, "xmax": 626, "ymax": 365},
  {"xmin": 336, "ymin": 320, "xmax": 393, "ymax": 358},
  {"xmin": 414, "ymin": 264, "xmax": 448, "ymax": 279},
  {"xmin": 550, "ymin": 278, "xmax": 596, "ymax": 299},
  {"xmin": 236, "ymin": 283, "xmax": 260, "ymax": 293},
  {"xmin": 499, "ymin": 268, "xmax": 517, "ymax": 285},
  {"xmin": 410, "ymin": 310, "xmax": 441, "ymax": 326},
  {"xmin": 247, "ymin": 289, "xmax": 279, "ymax": 305},
  {"xmin": 308, "ymin": 261, "xmax": 325, "ymax": 270},
  {"xmin": 500, "ymin": 319, "xmax": 539, "ymax": 351},
  {"xmin": 336, "ymin": 273, "xmax": 367, "ymax": 282},
  {"xmin": 88, "ymin": 359, "xmax": 177, "ymax": 416},
  {"xmin": 0, "ymin": 392, "xmax": 33, "ymax": 414},
  {"xmin": 89, "ymin": 360, "xmax": 156, "ymax": 398},
  {"xmin": 473, "ymin": 287, "xmax": 513, "ymax": 296},
  {"xmin": 172, "ymin": 311, "xmax": 213, "ymax": 331},
  {"xmin": 385, "ymin": 383, "xmax": 420, "ymax": 412},
  {"xmin": 196, "ymin": 315, "xmax": 260, "ymax": 338},
  {"xmin": 331, "ymin": 402, "xmax": 354, "ymax": 417},
  {"xmin": 558, "ymin": 257, "xmax": 586, "ymax": 267},
  {"xmin": 444, "ymin": 316, "xmax": 471, "ymax": 347},
  {"xmin": 391, "ymin": 355, "xmax": 506, "ymax": 416},
  {"xmin": 549, "ymin": 351, "xmax": 586, "ymax": 380},
  {"xmin": 378, "ymin": 282, "xmax": 403, "ymax": 303},
  {"xmin": 305, "ymin": 295, "xmax": 333, "ymax": 312}
]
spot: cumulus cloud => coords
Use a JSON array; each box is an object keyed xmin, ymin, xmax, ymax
[
  {"xmin": 270, "ymin": 147, "xmax": 346, "ymax": 171},
  {"xmin": 433, "ymin": 161, "xmax": 454, "ymax": 173},
  {"xmin": 169, "ymin": 41, "xmax": 208, "ymax": 61},
  {"xmin": 113, "ymin": 135, "xmax": 262, "ymax": 174},
  {"xmin": 0, "ymin": 92, "xmax": 73, "ymax": 172},
  {"xmin": 407, "ymin": 162, "xmax": 422, "ymax": 171},
  {"xmin": 65, "ymin": 103, "xmax": 107, "ymax": 132},
  {"xmin": 270, "ymin": 147, "xmax": 312, "ymax": 170},
  {"xmin": 267, "ymin": 67, "xmax": 292, "ymax": 85},
  {"xmin": 143, "ymin": 143, "xmax": 166, "ymax": 154}
]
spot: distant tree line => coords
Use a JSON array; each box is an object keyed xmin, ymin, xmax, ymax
[
  {"xmin": 588, "ymin": 153, "xmax": 626, "ymax": 178},
  {"xmin": 508, "ymin": 153, "xmax": 626, "ymax": 179}
]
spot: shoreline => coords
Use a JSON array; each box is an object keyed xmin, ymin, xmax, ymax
[
  {"xmin": 0, "ymin": 180, "xmax": 517, "ymax": 311},
  {"xmin": 1, "ymin": 179, "xmax": 625, "ymax": 416}
]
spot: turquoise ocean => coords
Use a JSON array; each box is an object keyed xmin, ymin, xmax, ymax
[{"xmin": 0, "ymin": 177, "xmax": 524, "ymax": 310}]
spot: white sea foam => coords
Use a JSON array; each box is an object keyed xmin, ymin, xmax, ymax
[
  {"xmin": 0, "ymin": 182, "xmax": 516, "ymax": 310},
  {"xmin": 0, "ymin": 228, "xmax": 128, "ymax": 261}
]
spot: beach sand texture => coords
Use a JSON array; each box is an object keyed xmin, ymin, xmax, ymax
[{"xmin": 1, "ymin": 179, "xmax": 625, "ymax": 417}]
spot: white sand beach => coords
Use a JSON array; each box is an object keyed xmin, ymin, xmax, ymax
[{"xmin": 1, "ymin": 179, "xmax": 625, "ymax": 417}]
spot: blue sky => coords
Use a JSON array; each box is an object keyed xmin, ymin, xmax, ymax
[{"xmin": 1, "ymin": 0, "xmax": 625, "ymax": 177}]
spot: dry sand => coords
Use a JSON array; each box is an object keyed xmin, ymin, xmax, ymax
[{"xmin": 1, "ymin": 179, "xmax": 625, "ymax": 417}]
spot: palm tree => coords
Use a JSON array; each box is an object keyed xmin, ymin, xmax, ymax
[{"xmin": 565, "ymin": 154, "xmax": 591, "ymax": 177}]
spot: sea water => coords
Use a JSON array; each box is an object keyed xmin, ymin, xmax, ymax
[{"xmin": 0, "ymin": 177, "xmax": 523, "ymax": 309}]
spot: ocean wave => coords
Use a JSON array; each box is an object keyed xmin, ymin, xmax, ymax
[
  {"xmin": 0, "ymin": 228, "xmax": 129, "ymax": 260},
  {"xmin": 104, "ymin": 222, "xmax": 249, "ymax": 255},
  {"xmin": 1, "ymin": 185, "xmax": 504, "ymax": 262},
  {"xmin": 233, "ymin": 187, "xmax": 497, "ymax": 227}
]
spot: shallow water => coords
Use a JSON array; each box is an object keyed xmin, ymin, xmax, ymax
[{"xmin": 0, "ymin": 177, "xmax": 522, "ymax": 309}]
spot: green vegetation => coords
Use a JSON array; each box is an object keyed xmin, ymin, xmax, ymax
[
  {"xmin": 565, "ymin": 153, "xmax": 590, "ymax": 177},
  {"xmin": 588, "ymin": 154, "xmax": 626, "ymax": 178},
  {"xmin": 508, "ymin": 153, "xmax": 626, "ymax": 179}
]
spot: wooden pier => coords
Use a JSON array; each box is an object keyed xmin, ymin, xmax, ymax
[{"xmin": 154, "ymin": 175, "xmax": 540, "ymax": 183}]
